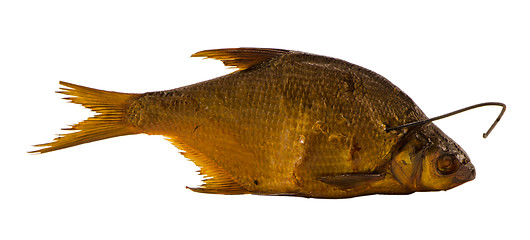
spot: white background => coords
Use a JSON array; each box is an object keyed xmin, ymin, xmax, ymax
[{"xmin": 1, "ymin": 1, "xmax": 528, "ymax": 239}]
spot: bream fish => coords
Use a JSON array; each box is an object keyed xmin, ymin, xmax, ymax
[{"xmin": 32, "ymin": 48, "xmax": 482, "ymax": 198}]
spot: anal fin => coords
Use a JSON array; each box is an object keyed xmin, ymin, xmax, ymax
[{"xmin": 166, "ymin": 136, "xmax": 249, "ymax": 195}]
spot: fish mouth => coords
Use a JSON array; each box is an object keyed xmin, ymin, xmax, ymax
[{"xmin": 455, "ymin": 163, "xmax": 476, "ymax": 182}]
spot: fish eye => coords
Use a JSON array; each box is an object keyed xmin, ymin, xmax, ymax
[{"xmin": 436, "ymin": 154, "xmax": 460, "ymax": 175}]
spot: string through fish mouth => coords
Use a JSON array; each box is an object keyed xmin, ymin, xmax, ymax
[{"xmin": 385, "ymin": 102, "xmax": 506, "ymax": 138}]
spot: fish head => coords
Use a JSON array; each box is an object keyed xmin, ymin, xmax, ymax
[{"xmin": 391, "ymin": 124, "xmax": 476, "ymax": 192}]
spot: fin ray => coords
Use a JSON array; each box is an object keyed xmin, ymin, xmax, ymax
[
  {"xmin": 319, "ymin": 173, "xmax": 384, "ymax": 190},
  {"xmin": 167, "ymin": 136, "xmax": 249, "ymax": 194},
  {"xmin": 191, "ymin": 48, "xmax": 291, "ymax": 71},
  {"xmin": 30, "ymin": 81, "xmax": 141, "ymax": 154}
]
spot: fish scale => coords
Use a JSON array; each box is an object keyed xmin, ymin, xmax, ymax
[{"xmin": 133, "ymin": 51, "xmax": 423, "ymax": 195}]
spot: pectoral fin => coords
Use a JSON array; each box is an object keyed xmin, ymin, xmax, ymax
[{"xmin": 319, "ymin": 173, "xmax": 384, "ymax": 190}]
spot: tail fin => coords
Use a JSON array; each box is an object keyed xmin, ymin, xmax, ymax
[{"xmin": 30, "ymin": 81, "xmax": 141, "ymax": 154}]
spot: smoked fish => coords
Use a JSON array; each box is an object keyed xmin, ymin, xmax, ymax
[{"xmin": 32, "ymin": 48, "xmax": 477, "ymax": 198}]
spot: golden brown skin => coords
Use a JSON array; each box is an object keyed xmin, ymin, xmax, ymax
[{"xmin": 33, "ymin": 48, "xmax": 476, "ymax": 198}]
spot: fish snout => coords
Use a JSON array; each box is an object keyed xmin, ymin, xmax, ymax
[
  {"xmin": 469, "ymin": 165, "xmax": 476, "ymax": 180},
  {"xmin": 456, "ymin": 162, "xmax": 476, "ymax": 182}
]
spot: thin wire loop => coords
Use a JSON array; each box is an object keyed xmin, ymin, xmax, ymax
[{"xmin": 385, "ymin": 102, "xmax": 506, "ymax": 138}]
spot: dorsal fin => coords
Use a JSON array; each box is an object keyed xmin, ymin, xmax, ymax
[{"xmin": 191, "ymin": 48, "xmax": 291, "ymax": 71}]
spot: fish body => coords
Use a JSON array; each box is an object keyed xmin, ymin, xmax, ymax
[{"xmin": 33, "ymin": 48, "xmax": 476, "ymax": 198}]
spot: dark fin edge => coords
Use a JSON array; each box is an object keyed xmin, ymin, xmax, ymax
[{"xmin": 191, "ymin": 48, "xmax": 291, "ymax": 71}]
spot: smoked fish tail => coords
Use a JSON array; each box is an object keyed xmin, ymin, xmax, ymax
[{"xmin": 30, "ymin": 81, "xmax": 141, "ymax": 154}]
